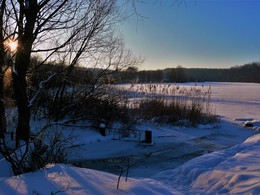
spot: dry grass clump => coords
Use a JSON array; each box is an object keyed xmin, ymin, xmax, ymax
[{"xmin": 126, "ymin": 83, "xmax": 219, "ymax": 126}]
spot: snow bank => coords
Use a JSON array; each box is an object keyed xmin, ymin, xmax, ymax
[
  {"xmin": 1, "ymin": 134, "xmax": 259, "ymax": 194},
  {"xmin": 0, "ymin": 164, "xmax": 179, "ymax": 195},
  {"xmin": 154, "ymin": 133, "xmax": 260, "ymax": 194},
  {"xmin": 0, "ymin": 158, "xmax": 13, "ymax": 177}
]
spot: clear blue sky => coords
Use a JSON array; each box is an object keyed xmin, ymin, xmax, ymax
[{"xmin": 120, "ymin": 0, "xmax": 260, "ymax": 70}]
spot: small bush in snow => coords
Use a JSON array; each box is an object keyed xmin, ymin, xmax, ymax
[
  {"xmin": 124, "ymin": 84, "xmax": 219, "ymax": 126},
  {"xmin": 0, "ymin": 125, "xmax": 75, "ymax": 175}
]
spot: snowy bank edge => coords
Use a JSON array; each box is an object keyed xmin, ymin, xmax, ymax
[{"xmin": 153, "ymin": 133, "xmax": 260, "ymax": 194}]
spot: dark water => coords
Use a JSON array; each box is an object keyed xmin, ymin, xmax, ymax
[{"xmin": 73, "ymin": 141, "xmax": 215, "ymax": 178}]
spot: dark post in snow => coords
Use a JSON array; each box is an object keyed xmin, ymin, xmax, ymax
[
  {"xmin": 99, "ymin": 123, "xmax": 106, "ymax": 136},
  {"xmin": 145, "ymin": 130, "xmax": 152, "ymax": 144}
]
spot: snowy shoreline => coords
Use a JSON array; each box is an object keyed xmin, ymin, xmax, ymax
[{"xmin": 0, "ymin": 125, "xmax": 259, "ymax": 194}]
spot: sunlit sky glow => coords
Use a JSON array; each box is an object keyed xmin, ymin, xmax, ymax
[
  {"xmin": 6, "ymin": 39, "xmax": 18, "ymax": 52},
  {"xmin": 121, "ymin": 0, "xmax": 260, "ymax": 70}
]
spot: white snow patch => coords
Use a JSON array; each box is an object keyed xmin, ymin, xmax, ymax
[
  {"xmin": 154, "ymin": 133, "xmax": 260, "ymax": 194},
  {"xmin": 0, "ymin": 164, "xmax": 179, "ymax": 195}
]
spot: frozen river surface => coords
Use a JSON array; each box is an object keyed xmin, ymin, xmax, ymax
[
  {"xmin": 181, "ymin": 82, "xmax": 260, "ymax": 121},
  {"xmin": 121, "ymin": 82, "xmax": 260, "ymax": 121}
]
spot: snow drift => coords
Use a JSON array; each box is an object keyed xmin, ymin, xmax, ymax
[{"xmin": 154, "ymin": 133, "xmax": 260, "ymax": 194}]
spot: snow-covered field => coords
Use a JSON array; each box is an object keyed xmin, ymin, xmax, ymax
[
  {"xmin": 191, "ymin": 82, "xmax": 260, "ymax": 122},
  {"xmin": 0, "ymin": 82, "xmax": 259, "ymax": 194}
]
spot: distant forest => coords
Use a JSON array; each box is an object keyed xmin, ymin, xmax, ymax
[{"xmin": 119, "ymin": 62, "xmax": 260, "ymax": 83}]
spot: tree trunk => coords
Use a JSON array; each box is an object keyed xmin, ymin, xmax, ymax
[
  {"xmin": 13, "ymin": 1, "xmax": 38, "ymax": 146},
  {"xmin": 13, "ymin": 42, "xmax": 34, "ymax": 146},
  {"xmin": 0, "ymin": 69, "xmax": 6, "ymax": 138},
  {"xmin": 0, "ymin": 0, "xmax": 6, "ymax": 138},
  {"xmin": 12, "ymin": 73, "xmax": 30, "ymax": 145},
  {"xmin": 13, "ymin": 52, "xmax": 30, "ymax": 146}
]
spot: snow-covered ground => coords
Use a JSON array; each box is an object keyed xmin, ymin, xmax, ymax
[
  {"xmin": 0, "ymin": 82, "xmax": 259, "ymax": 194},
  {"xmin": 154, "ymin": 133, "xmax": 260, "ymax": 194},
  {"xmin": 188, "ymin": 82, "xmax": 260, "ymax": 122}
]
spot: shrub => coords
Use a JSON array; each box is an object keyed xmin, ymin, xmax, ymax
[
  {"xmin": 26, "ymin": 129, "xmax": 71, "ymax": 172},
  {"xmin": 124, "ymin": 83, "xmax": 219, "ymax": 126},
  {"xmin": 0, "ymin": 125, "xmax": 73, "ymax": 175},
  {"xmin": 30, "ymin": 79, "xmax": 133, "ymax": 130}
]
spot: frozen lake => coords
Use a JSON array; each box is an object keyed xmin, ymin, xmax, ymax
[
  {"xmin": 120, "ymin": 82, "xmax": 260, "ymax": 121},
  {"xmin": 179, "ymin": 82, "xmax": 260, "ymax": 121}
]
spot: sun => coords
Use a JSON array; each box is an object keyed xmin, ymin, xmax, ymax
[{"xmin": 6, "ymin": 39, "xmax": 18, "ymax": 52}]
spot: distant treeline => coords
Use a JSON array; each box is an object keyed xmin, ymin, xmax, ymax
[
  {"xmin": 28, "ymin": 60, "xmax": 260, "ymax": 86},
  {"xmin": 119, "ymin": 62, "xmax": 260, "ymax": 83}
]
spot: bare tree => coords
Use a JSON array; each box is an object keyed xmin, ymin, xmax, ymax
[
  {"xmin": 0, "ymin": 0, "xmax": 143, "ymax": 175},
  {"xmin": 0, "ymin": 0, "xmax": 185, "ymax": 175},
  {"xmin": 0, "ymin": 0, "xmax": 125, "ymax": 145}
]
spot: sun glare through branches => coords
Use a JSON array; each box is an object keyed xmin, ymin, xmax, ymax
[{"xmin": 5, "ymin": 39, "xmax": 18, "ymax": 52}]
